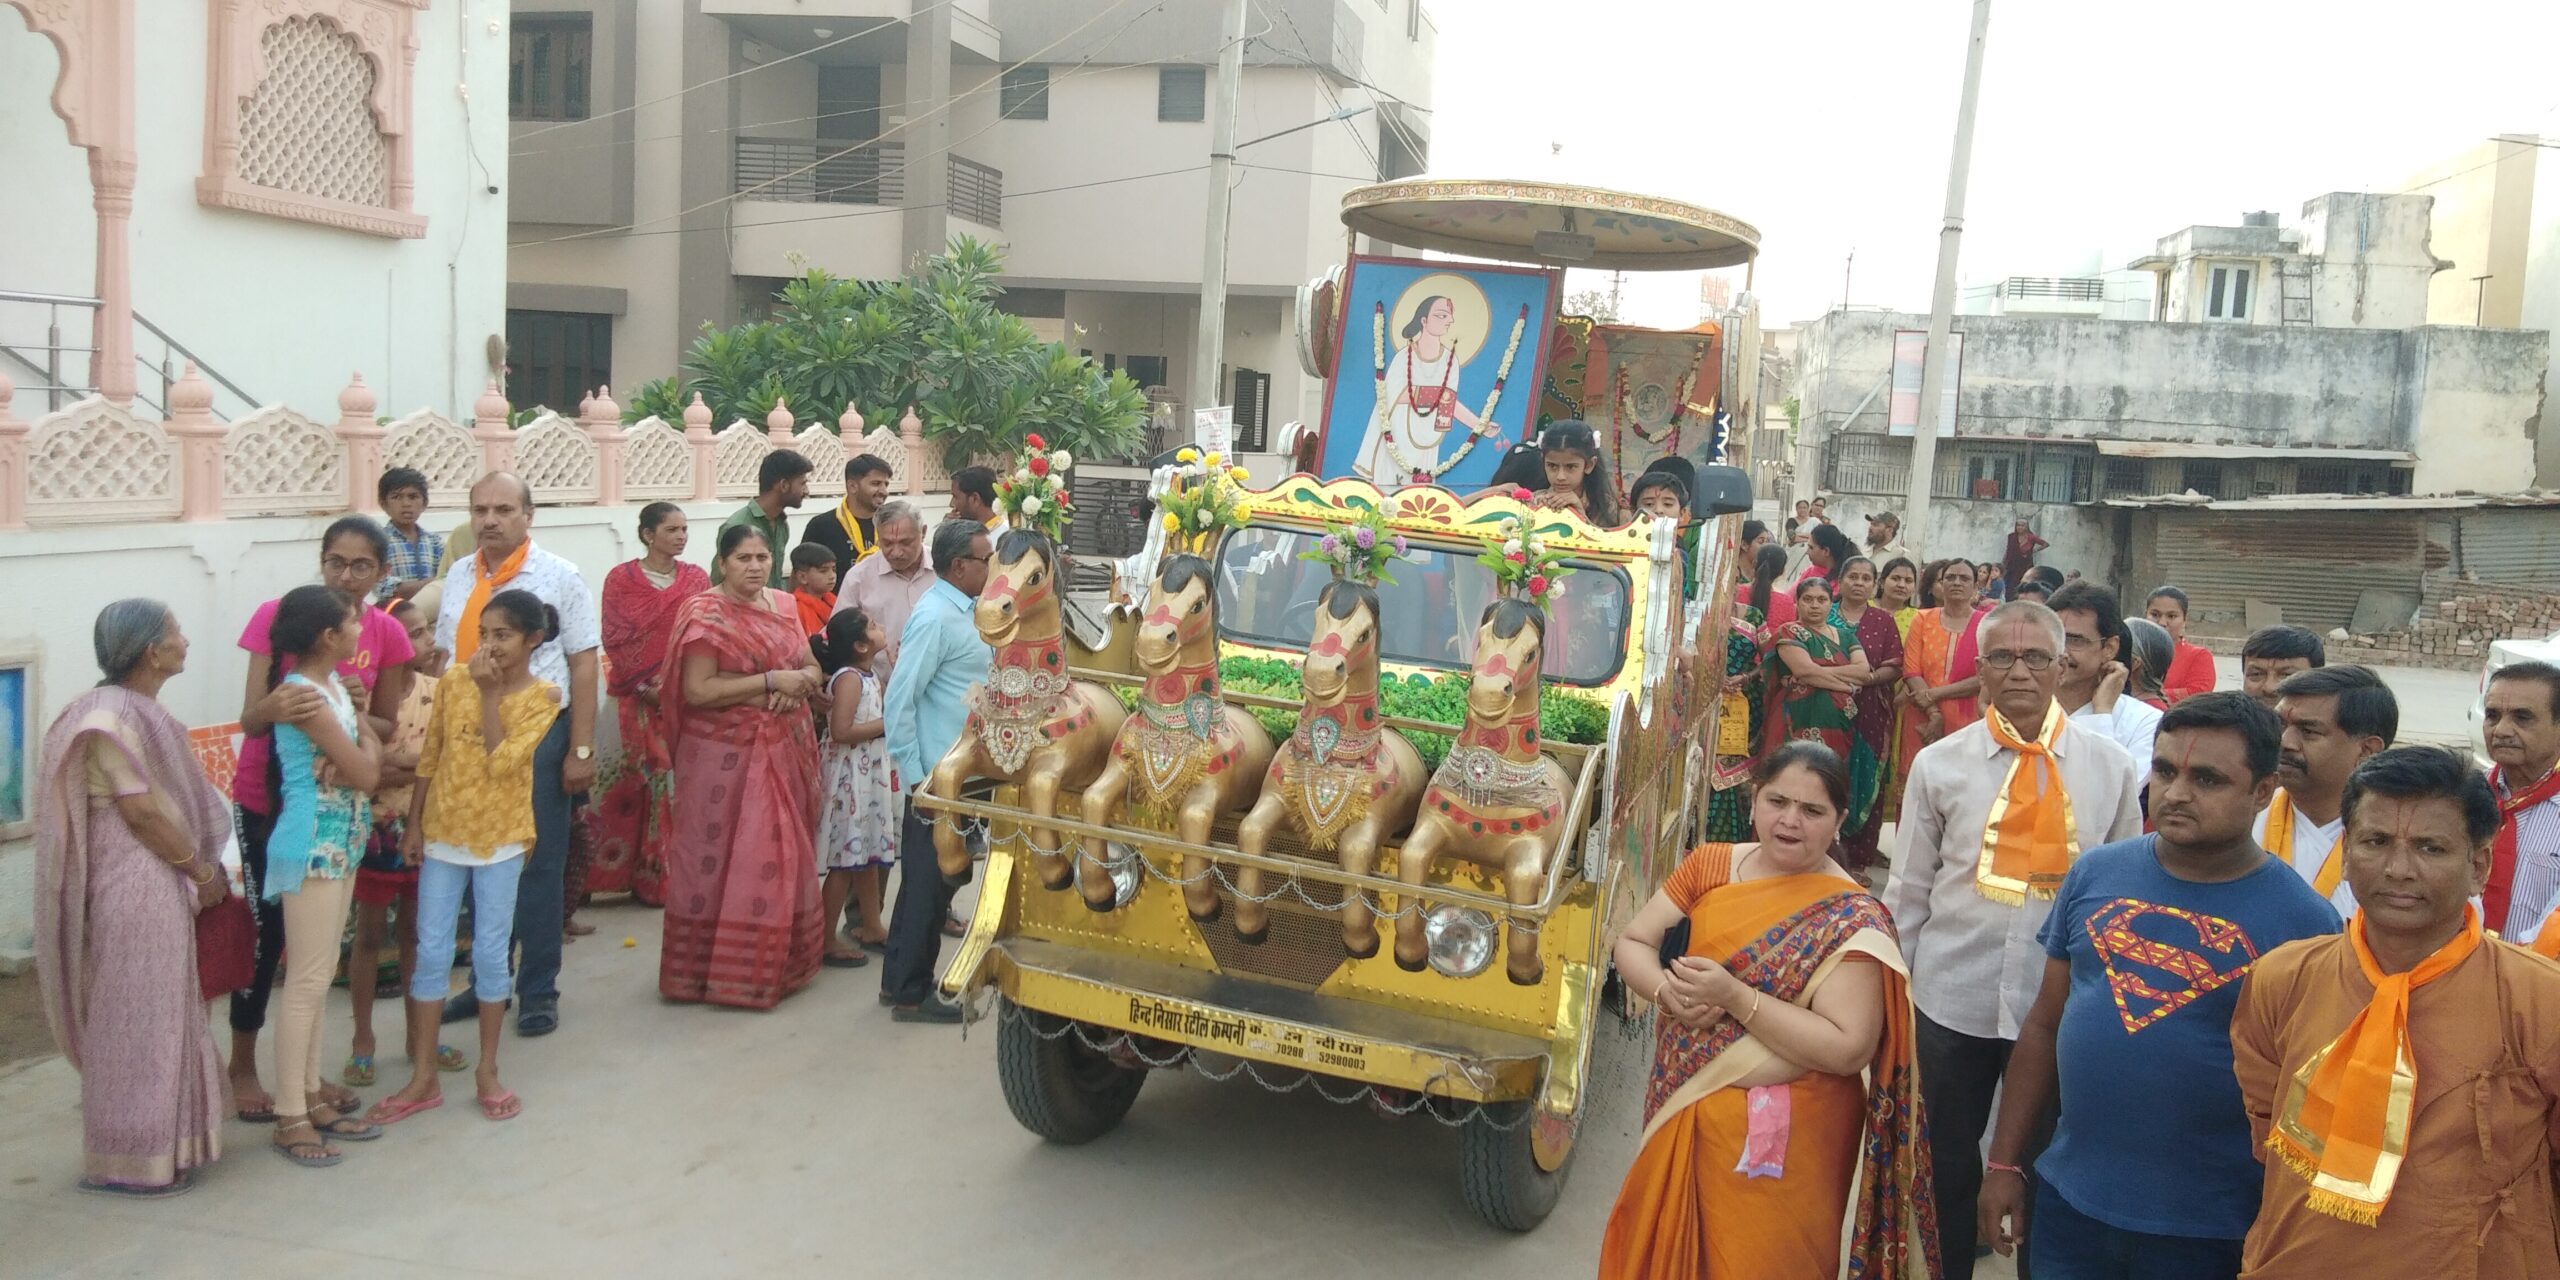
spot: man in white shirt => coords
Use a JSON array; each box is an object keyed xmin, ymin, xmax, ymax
[
  {"xmin": 1884, "ymin": 600, "xmax": 2146, "ymax": 1278},
  {"xmin": 833, "ymin": 500, "xmax": 935, "ymax": 690},
  {"xmin": 2252, "ymin": 664, "xmax": 2395, "ymax": 918},
  {"xmin": 2483, "ymin": 661, "xmax": 2560, "ymax": 944},
  {"xmin": 430, "ymin": 472, "xmax": 602, "ymax": 1037},
  {"xmin": 2049, "ymin": 581, "xmax": 2164, "ymax": 781}
]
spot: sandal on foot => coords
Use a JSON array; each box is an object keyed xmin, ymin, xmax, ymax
[
  {"xmin": 564, "ymin": 919, "xmax": 597, "ymax": 937},
  {"xmin": 318, "ymin": 1084, "xmax": 362, "ymax": 1114},
  {"xmin": 271, "ymin": 1122, "xmax": 342, "ymax": 1168},
  {"xmin": 77, "ymin": 1173, "xmax": 193, "ymax": 1199},
  {"xmin": 435, "ymin": 1044, "xmax": 470, "ymax": 1073},
  {"xmin": 342, "ymin": 1056, "xmax": 377, "ymax": 1087},
  {"xmin": 364, "ymin": 1094, "xmax": 442, "ymax": 1126},
  {"xmin": 312, "ymin": 1113, "xmax": 384, "ymax": 1142},
  {"xmin": 941, "ymin": 916, "xmax": 966, "ymax": 938},
  {"xmin": 233, "ymin": 1086, "xmax": 277, "ymax": 1125},
  {"xmin": 822, "ymin": 951, "xmax": 871, "ymax": 969},
  {"xmin": 478, "ymin": 1090, "xmax": 522, "ymax": 1122}
]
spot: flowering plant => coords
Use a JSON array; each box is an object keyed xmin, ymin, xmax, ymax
[
  {"xmin": 1155, "ymin": 447, "xmax": 1254, "ymax": 554},
  {"xmin": 1296, "ymin": 503, "xmax": 1408, "ymax": 587},
  {"xmin": 1476, "ymin": 514, "xmax": 1574, "ymax": 607},
  {"xmin": 995, "ymin": 431, "xmax": 1075, "ymax": 542}
]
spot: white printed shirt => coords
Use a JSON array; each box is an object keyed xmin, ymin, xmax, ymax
[{"xmin": 432, "ymin": 539, "xmax": 602, "ymax": 692}]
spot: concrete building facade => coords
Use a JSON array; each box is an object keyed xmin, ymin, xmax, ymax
[
  {"xmin": 1789, "ymin": 193, "xmax": 2551, "ymax": 625},
  {"xmin": 504, "ymin": 0, "xmax": 1435, "ymax": 442}
]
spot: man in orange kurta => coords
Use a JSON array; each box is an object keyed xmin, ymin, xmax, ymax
[{"xmin": 2231, "ymin": 746, "xmax": 2560, "ymax": 1278}]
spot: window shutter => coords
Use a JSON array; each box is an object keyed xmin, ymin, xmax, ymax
[{"xmin": 1158, "ymin": 66, "xmax": 1206, "ymax": 123}]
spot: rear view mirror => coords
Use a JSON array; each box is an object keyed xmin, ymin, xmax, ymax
[{"xmin": 1692, "ymin": 465, "xmax": 1752, "ymax": 517}]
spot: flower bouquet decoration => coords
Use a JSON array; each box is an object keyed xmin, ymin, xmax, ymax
[
  {"xmin": 1478, "ymin": 514, "xmax": 1574, "ymax": 607},
  {"xmin": 996, "ymin": 431, "xmax": 1075, "ymax": 542},
  {"xmin": 1156, "ymin": 447, "xmax": 1253, "ymax": 555},
  {"xmin": 1297, "ymin": 502, "xmax": 1408, "ymax": 587}
]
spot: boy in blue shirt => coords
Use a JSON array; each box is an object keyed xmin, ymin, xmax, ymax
[{"xmin": 1979, "ymin": 692, "xmax": 2342, "ymax": 1278}]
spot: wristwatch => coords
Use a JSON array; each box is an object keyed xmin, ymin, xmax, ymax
[{"xmin": 573, "ymin": 745, "xmax": 594, "ymax": 761}]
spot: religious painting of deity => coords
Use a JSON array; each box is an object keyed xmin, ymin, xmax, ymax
[
  {"xmin": 0, "ymin": 656, "xmax": 30, "ymax": 839},
  {"xmin": 1316, "ymin": 255, "xmax": 1560, "ymax": 493},
  {"xmin": 1586, "ymin": 324, "xmax": 1722, "ymax": 485}
]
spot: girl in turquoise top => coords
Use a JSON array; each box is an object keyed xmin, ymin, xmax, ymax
[{"xmin": 263, "ymin": 585, "xmax": 382, "ymax": 1168}]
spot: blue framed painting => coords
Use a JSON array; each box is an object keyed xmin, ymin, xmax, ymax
[
  {"xmin": 0, "ymin": 662, "xmax": 27, "ymax": 838},
  {"xmin": 1316, "ymin": 254, "xmax": 1560, "ymax": 494}
]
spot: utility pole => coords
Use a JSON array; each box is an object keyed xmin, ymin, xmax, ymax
[
  {"xmin": 1842, "ymin": 249, "xmax": 1854, "ymax": 310},
  {"xmin": 1903, "ymin": 0, "xmax": 1993, "ymax": 542},
  {"xmin": 1189, "ymin": 0, "xmax": 1251, "ymax": 428},
  {"xmin": 1608, "ymin": 269, "xmax": 1625, "ymax": 320}
]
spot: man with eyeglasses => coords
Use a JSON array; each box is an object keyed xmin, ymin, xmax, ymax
[
  {"xmin": 2049, "ymin": 582, "xmax": 2165, "ymax": 780},
  {"xmin": 1885, "ymin": 600, "xmax": 2146, "ymax": 1278},
  {"xmin": 879, "ymin": 519, "xmax": 994, "ymax": 1025}
]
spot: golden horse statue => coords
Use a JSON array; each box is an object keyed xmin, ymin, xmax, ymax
[
  {"xmin": 1390, "ymin": 599, "xmax": 1572, "ymax": 985},
  {"xmin": 1233, "ymin": 580, "xmax": 1428, "ymax": 943},
  {"xmin": 1077, "ymin": 554, "xmax": 1274, "ymax": 914},
  {"xmin": 928, "ymin": 530, "xmax": 1126, "ymax": 889}
]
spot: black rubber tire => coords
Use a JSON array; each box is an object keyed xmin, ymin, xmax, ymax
[
  {"xmin": 995, "ymin": 1000, "xmax": 1146, "ymax": 1145},
  {"xmin": 1457, "ymin": 1100, "xmax": 1575, "ymax": 1232}
]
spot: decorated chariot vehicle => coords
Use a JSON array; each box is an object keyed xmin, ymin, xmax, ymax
[{"xmin": 918, "ymin": 181, "xmax": 1759, "ymax": 1231}]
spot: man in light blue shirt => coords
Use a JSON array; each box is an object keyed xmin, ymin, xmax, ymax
[{"xmin": 880, "ymin": 519, "xmax": 993, "ymax": 1022}]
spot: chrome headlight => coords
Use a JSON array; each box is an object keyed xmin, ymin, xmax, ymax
[
  {"xmin": 1077, "ymin": 840, "xmax": 1142, "ymax": 909},
  {"xmin": 1423, "ymin": 905, "xmax": 1498, "ymax": 978}
]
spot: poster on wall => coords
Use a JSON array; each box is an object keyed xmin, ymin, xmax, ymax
[
  {"xmin": 0, "ymin": 662, "xmax": 27, "ymax": 838},
  {"xmin": 1887, "ymin": 329, "xmax": 1962, "ymax": 438},
  {"xmin": 1587, "ymin": 324, "xmax": 1722, "ymax": 485},
  {"xmin": 1316, "ymin": 255, "xmax": 1561, "ymax": 493}
]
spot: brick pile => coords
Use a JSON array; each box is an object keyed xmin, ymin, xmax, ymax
[{"xmin": 2330, "ymin": 574, "xmax": 2560, "ymax": 671}]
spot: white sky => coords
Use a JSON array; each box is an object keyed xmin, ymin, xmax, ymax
[{"xmin": 1424, "ymin": 0, "xmax": 2560, "ymax": 328}]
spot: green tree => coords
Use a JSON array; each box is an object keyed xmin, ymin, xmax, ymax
[{"xmin": 623, "ymin": 237, "xmax": 1147, "ymax": 466}]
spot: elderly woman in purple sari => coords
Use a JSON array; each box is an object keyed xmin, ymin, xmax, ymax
[{"xmin": 35, "ymin": 599, "xmax": 235, "ymax": 1198}]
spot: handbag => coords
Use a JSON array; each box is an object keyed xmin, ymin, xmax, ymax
[{"xmin": 194, "ymin": 892, "xmax": 258, "ymax": 1000}]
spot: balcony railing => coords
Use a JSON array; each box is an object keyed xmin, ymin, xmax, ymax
[
  {"xmin": 732, "ymin": 138, "xmax": 1004, "ymax": 228},
  {"xmin": 1997, "ymin": 276, "xmax": 2107, "ymax": 301},
  {"xmin": 733, "ymin": 137, "xmax": 905, "ymax": 206},
  {"xmin": 949, "ymin": 156, "xmax": 1003, "ymax": 228}
]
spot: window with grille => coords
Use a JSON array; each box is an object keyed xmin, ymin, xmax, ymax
[
  {"xmin": 506, "ymin": 310, "xmax": 612, "ymax": 415},
  {"xmin": 1000, "ymin": 65, "xmax": 1049, "ymax": 120},
  {"xmin": 2102, "ymin": 457, "xmax": 2150, "ymax": 498},
  {"xmin": 511, "ymin": 16, "xmax": 592, "ymax": 122},
  {"xmin": 1123, "ymin": 355, "xmax": 1169, "ymax": 392},
  {"xmin": 1232, "ymin": 367, "xmax": 1271, "ymax": 453},
  {"xmin": 2180, "ymin": 460, "xmax": 2226, "ymax": 498},
  {"xmin": 1158, "ymin": 66, "xmax": 1207, "ymax": 122}
]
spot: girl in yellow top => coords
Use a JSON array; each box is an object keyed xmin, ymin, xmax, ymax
[{"xmin": 367, "ymin": 591, "xmax": 560, "ymax": 1128}]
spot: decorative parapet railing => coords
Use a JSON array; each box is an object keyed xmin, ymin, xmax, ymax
[{"xmin": 0, "ymin": 366, "xmax": 965, "ymax": 532}]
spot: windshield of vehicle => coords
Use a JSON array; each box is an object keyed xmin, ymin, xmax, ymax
[{"xmin": 1212, "ymin": 525, "xmax": 1630, "ymax": 687}]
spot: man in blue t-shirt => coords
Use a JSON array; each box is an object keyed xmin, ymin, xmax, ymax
[{"xmin": 1978, "ymin": 692, "xmax": 2342, "ymax": 1278}]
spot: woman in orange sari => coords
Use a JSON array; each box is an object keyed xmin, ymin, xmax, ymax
[
  {"xmin": 659, "ymin": 525, "xmax": 827, "ymax": 1009},
  {"xmin": 1895, "ymin": 559, "xmax": 1987, "ymax": 785},
  {"xmin": 1601, "ymin": 742, "xmax": 1939, "ymax": 1279}
]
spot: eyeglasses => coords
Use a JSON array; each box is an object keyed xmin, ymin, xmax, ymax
[
  {"xmin": 1979, "ymin": 650, "xmax": 2057, "ymax": 671},
  {"xmin": 954, "ymin": 553, "xmax": 990, "ymax": 565},
  {"xmin": 322, "ymin": 557, "xmax": 381, "ymax": 576},
  {"xmin": 2063, "ymin": 633, "xmax": 2102, "ymax": 652}
]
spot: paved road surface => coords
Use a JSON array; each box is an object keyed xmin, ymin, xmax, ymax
[{"xmin": 2211, "ymin": 655, "xmax": 2481, "ymax": 753}]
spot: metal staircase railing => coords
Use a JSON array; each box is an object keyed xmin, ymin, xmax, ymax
[{"xmin": 0, "ymin": 289, "xmax": 260, "ymax": 419}]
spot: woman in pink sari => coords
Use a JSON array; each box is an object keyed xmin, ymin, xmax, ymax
[
  {"xmin": 36, "ymin": 600, "xmax": 233, "ymax": 1197},
  {"xmin": 584, "ymin": 503, "xmax": 705, "ymax": 905},
  {"xmin": 659, "ymin": 525, "xmax": 827, "ymax": 1009}
]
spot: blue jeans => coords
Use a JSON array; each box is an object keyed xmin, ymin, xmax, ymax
[
  {"xmin": 512, "ymin": 711, "xmax": 574, "ymax": 1008},
  {"xmin": 2029, "ymin": 1176, "xmax": 2243, "ymax": 1280},
  {"xmin": 412, "ymin": 855, "xmax": 528, "ymax": 1004}
]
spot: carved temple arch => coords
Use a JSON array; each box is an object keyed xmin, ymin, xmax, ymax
[
  {"xmin": 2, "ymin": 0, "xmax": 138, "ymax": 404},
  {"xmin": 197, "ymin": 0, "xmax": 429, "ymax": 239}
]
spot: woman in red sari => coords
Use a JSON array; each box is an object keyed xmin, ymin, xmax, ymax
[
  {"xmin": 1602, "ymin": 743, "xmax": 1939, "ymax": 1279},
  {"xmin": 659, "ymin": 525, "xmax": 826, "ymax": 1009},
  {"xmin": 586, "ymin": 503, "xmax": 705, "ymax": 905}
]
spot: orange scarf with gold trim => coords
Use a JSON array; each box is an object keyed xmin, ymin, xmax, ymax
[
  {"xmin": 452, "ymin": 539, "xmax": 530, "ymax": 663},
  {"xmin": 2268, "ymin": 907, "xmax": 2482, "ymax": 1225},
  {"xmin": 1976, "ymin": 702, "xmax": 2078, "ymax": 904}
]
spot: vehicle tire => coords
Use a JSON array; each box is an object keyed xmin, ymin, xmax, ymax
[
  {"xmin": 1458, "ymin": 1100, "xmax": 1576, "ymax": 1232},
  {"xmin": 995, "ymin": 999, "xmax": 1146, "ymax": 1145}
]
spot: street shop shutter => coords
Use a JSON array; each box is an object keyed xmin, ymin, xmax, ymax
[
  {"xmin": 2457, "ymin": 511, "xmax": 2560, "ymax": 592},
  {"xmin": 2150, "ymin": 510, "xmax": 2425, "ymax": 633}
]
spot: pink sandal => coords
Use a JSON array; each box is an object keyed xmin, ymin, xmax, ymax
[
  {"xmin": 364, "ymin": 1094, "xmax": 442, "ymax": 1126},
  {"xmin": 478, "ymin": 1090, "xmax": 522, "ymax": 1121}
]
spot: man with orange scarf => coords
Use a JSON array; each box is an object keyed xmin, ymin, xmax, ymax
[
  {"xmin": 1884, "ymin": 600, "xmax": 2145, "ymax": 1279},
  {"xmin": 1977, "ymin": 694, "xmax": 2342, "ymax": 1275},
  {"xmin": 429, "ymin": 473, "xmax": 601, "ymax": 1038},
  {"xmin": 2481, "ymin": 663, "xmax": 2560, "ymax": 948},
  {"xmin": 2231, "ymin": 746, "xmax": 2560, "ymax": 1276}
]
